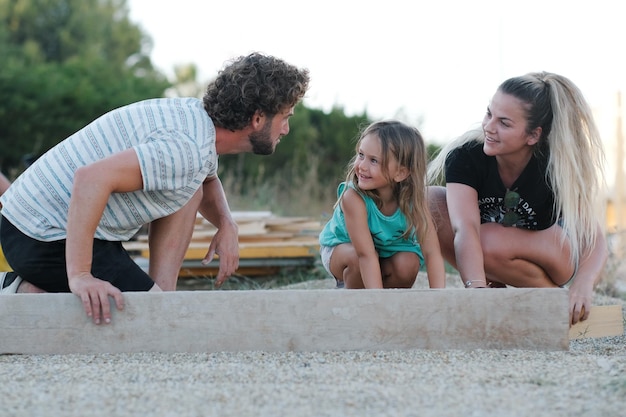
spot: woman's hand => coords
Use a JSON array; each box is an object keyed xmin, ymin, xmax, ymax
[
  {"xmin": 568, "ymin": 278, "xmax": 593, "ymax": 325},
  {"xmin": 568, "ymin": 226, "xmax": 608, "ymax": 325}
]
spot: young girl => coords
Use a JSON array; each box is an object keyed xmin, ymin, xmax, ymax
[
  {"xmin": 319, "ymin": 120, "xmax": 445, "ymax": 289},
  {"xmin": 427, "ymin": 72, "xmax": 608, "ymax": 325}
]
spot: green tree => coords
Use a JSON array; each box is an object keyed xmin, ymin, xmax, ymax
[
  {"xmin": 0, "ymin": 0, "xmax": 169, "ymax": 174},
  {"xmin": 165, "ymin": 63, "xmax": 204, "ymax": 98}
]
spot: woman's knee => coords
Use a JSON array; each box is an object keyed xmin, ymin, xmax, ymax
[
  {"xmin": 426, "ymin": 186, "xmax": 455, "ymax": 262},
  {"xmin": 427, "ymin": 186, "xmax": 447, "ymax": 217},
  {"xmin": 480, "ymin": 224, "xmax": 509, "ymax": 269}
]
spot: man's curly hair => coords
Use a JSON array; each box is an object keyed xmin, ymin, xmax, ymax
[{"xmin": 203, "ymin": 53, "xmax": 310, "ymax": 131}]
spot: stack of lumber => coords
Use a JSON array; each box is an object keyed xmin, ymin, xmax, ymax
[{"xmin": 122, "ymin": 211, "xmax": 323, "ymax": 277}]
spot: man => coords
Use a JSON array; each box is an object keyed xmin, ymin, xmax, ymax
[{"xmin": 0, "ymin": 53, "xmax": 310, "ymax": 324}]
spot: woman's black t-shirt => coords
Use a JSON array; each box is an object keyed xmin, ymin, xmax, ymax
[{"xmin": 444, "ymin": 141, "xmax": 556, "ymax": 230}]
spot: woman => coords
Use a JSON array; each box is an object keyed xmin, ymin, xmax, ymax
[{"xmin": 427, "ymin": 72, "xmax": 608, "ymax": 325}]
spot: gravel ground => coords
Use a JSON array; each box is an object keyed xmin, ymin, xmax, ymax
[{"xmin": 1, "ymin": 273, "xmax": 624, "ymax": 417}]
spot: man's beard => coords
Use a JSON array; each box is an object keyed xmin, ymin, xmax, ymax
[{"xmin": 249, "ymin": 117, "xmax": 275, "ymax": 155}]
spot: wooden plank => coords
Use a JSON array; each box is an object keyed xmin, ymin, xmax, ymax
[
  {"xmin": 183, "ymin": 244, "xmax": 319, "ymax": 260},
  {"xmin": 569, "ymin": 304, "xmax": 624, "ymax": 340},
  {"xmin": 178, "ymin": 257, "xmax": 316, "ymax": 277},
  {"xmin": 122, "ymin": 239, "xmax": 320, "ymax": 259},
  {"xmin": 0, "ymin": 288, "xmax": 569, "ymax": 354},
  {"xmin": 178, "ymin": 266, "xmax": 280, "ymax": 277}
]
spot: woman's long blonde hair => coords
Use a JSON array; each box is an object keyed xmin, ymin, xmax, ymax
[
  {"xmin": 428, "ymin": 72, "xmax": 606, "ymax": 265},
  {"xmin": 340, "ymin": 120, "xmax": 429, "ymax": 240}
]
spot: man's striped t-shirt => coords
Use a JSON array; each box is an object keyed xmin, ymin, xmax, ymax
[{"xmin": 0, "ymin": 97, "xmax": 217, "ymax": 242}]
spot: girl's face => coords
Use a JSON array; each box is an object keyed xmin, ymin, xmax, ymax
[
  {"xmin": 481, "ymin": 91, "xmax": 540, "ymax": 157},
  {"xmin": 354, "ymin": 133, "xmax": 401, "ymax": 192}
]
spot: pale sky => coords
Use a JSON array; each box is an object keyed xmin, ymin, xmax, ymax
[{"xmin": 127, "ymin": 0, "xmax": 625, "ymax": 156}]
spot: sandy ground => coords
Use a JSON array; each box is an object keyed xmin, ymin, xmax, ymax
[{"xmin": 1, "ymin": 273, "xmax": 625, "ymax": 417}]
